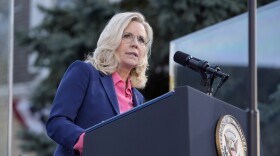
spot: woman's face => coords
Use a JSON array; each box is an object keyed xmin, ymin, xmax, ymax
[{"xmin": 116, "ymin": 21, "xmax": 147, "ymax": 72}]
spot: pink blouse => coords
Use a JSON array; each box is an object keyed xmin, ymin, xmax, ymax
[{"xmin": 112, "ymin": 72, "xmax": 134, "ymax": 113}]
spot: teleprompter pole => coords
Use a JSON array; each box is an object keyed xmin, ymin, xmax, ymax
[{"xmin": 248, "ymin": 0, "xmax": 260, "ymax": 156}]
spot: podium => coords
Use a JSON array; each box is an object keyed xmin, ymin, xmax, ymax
[{"xmin": 83, "ymin": 86, "xmax": 248, "ymax": 156}]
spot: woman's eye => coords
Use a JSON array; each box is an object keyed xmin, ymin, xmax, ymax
[
  {"xmin": 138, "ymin": 37, "xmax": 145, "ymax": 44},
  {"xmin": 123, "ymin": 33, "xmax": 132, "ymax": 38}
]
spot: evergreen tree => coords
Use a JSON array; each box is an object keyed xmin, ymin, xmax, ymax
[{"xmin": 259, "ymin": 84, "xmax": 280, "ymax": 155}]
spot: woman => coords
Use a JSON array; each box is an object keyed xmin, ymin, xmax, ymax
[{"xmin": 46, "ymin": 12, "xmax": 153, "ymax": 155}]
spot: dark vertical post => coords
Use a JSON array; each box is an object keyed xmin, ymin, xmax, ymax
[{"xmin": 248, "ymin": 0, "xmax": 260, "ymax": 156}]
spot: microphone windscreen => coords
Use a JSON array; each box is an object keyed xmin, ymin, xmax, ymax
[{"xmin": 173, "ymin": 51, "xmax": 190, "ymax": 66}]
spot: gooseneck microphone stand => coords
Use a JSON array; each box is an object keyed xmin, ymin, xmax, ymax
[{"xmin": 200, "ymin": 65, "xmax": 228, "ymax": 97}]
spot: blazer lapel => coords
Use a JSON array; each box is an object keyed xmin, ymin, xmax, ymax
[
  {"xmin": 99, "ymin": 72, "xmax": 120, "ymax": 114},
  {"xmin": 132, "ymin": 88, "xmax": 141, "ymax": 107}
]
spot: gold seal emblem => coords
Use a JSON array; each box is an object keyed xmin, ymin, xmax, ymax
[{"xmin": 215, "ymin": 115, "xmax": 247, "ymax": 156}]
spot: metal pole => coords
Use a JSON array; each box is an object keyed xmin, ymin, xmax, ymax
[
  {"xmin": 248, "ymin": 0, "xmax": 260, "ymax": 156},
  {"xmin": 8, "ymin": 0, "xmax": 14, "ymax": 155}
]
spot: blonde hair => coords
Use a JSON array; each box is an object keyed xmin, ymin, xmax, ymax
[{"xmin": 86, "ymin": 12, "xmax": 153, "ymax": 89}]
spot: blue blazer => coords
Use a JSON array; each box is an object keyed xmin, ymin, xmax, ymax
[{"xmin": 46, "ymin": 60, "xmax": 144, "ymax": 156}]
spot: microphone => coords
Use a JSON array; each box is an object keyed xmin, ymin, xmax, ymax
[{"xmin": 173, "ymin": 51, "xmax": 229, "ymax": 81}]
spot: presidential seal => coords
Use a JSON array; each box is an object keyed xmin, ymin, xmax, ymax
[{"xmin": 215, "ymin": 115, "xmax": 247, "ymax": 156}]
